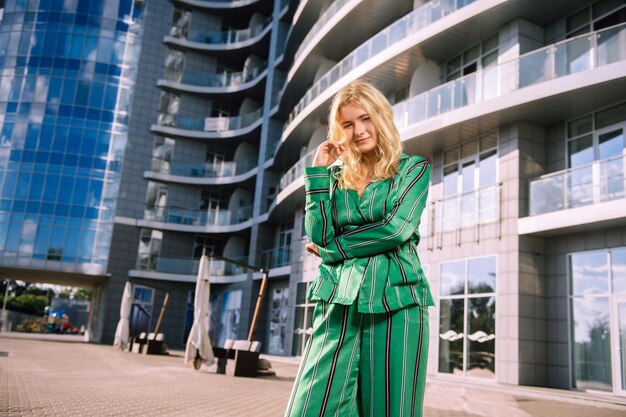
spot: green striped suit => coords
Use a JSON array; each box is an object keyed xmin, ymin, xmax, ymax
[{"xmin": 286, "ymin": 154, "xmax": 433, "ymax": 416}]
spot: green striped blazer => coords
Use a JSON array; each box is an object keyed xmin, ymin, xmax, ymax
[{"xmin": 304, "ymin": 153, "xmax": 435, "ymax": 313}]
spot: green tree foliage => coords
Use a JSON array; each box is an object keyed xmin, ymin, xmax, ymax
[
  {"xmin": 6, "ymin": 294, "xmax": 49, "ymax": 316},
  {"xmin": 73, "ymin": 288, "xmax": 93, "ymax": 301}
]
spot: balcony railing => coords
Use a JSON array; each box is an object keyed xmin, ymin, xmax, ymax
[
  {"xmin": 529, "ymin": 154, "xmax": 626, "ymax": 216},
  {"xmin": 185, "ymin": 20, "xmax": 270, "ymax": 45},
  {"xmin": 151, "ymin": 157, "xmax": 256, "ymax": 178},
  {"xmin": 258, "ymin": 245, "xmax": 291, "ymax": 270},
  {"xmin": 156, "ymin": 108, "xmax": 263, "ymax": 132},
  {"xmin": 144, "ymin": 205, "xmax": 253, "ymax": 226},
  {"xmin": 394, "ymin": 23, "xmax": 626, "ymax": 130},
  {"xmin": 439, "ymin": 184, "xmax": 499, "ymax": 233},
  {"xmin": 136, "ymin": 255, "xmax": 247, "ymax": 276},
  {"xmin": 293, "ymin": 0, "xmax": 352, "ymax": 66},
  {"xmin": 164, "ymin": 62, "xmax": 267, "ymax": 88},
  {"xmin": 285, "ymin": 0, "xmax": 477, "ymax": 128},
  {"xmin": 279, "ymin": 149, "xmax": 316, "ymax": 191}
]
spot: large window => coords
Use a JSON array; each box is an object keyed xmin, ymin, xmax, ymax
[
  {"xmin": 439, "ymin": 256, "xmax": 496, "ymax": 379},
  {"xmin": 570, "ymin": 248, "xmax": 626, "ymax": 392},
  {"xmin": 441, "ymin": 132, "xmax": 498, "ymax": 232}
]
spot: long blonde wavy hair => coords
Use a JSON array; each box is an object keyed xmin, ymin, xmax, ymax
[{"xmin": 328, "ymin": 80, "xmax": 402, "ymax": 190}]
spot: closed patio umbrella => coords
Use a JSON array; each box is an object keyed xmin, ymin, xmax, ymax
[
  {"xmin": 113, "ymin": 281, "xmax": 133, "ymax": 350},
  {"xmin": 185, "ymin": 255, "xmax": 215, "ymax": 369}
]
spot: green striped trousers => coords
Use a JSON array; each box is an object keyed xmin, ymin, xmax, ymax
[{"xmin": 285, "ymin": 301, "xmax": 429, "ymax": 417}]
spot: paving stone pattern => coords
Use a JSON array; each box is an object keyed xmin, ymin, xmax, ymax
[{"xmin": 1, "ymin": 335, "xmax": 625, "ymax": 416}]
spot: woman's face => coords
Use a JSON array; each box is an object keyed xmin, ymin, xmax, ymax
[{"xmin": 339, "ymin": 102, "xmax": 379, "ymax": 158}]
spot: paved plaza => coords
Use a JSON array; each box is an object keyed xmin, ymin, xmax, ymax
[{"xmin": 1, "ymin": 333, "xmax": 625, "ymax": 417}]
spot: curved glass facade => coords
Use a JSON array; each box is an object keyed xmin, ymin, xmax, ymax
[{"xmin": 0, "ymin": 0, "xmax": 144, "ymax": 270}]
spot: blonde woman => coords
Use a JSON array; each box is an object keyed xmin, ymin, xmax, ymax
[{"xmin": 285, "ymin": 80, "xmax": 433, "ymax": 416}]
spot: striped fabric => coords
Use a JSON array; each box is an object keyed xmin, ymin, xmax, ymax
[
  {"xmin": 304, "ymin": 154, "xmax": 435, "ymax": 313},
  {"xmin": 284, "ymin": 301, "xmax": 429, "ymax": 417}
]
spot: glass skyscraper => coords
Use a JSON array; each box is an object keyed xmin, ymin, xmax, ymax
[{"xmin": 0, "ymin": 0, "xmax": 143, "ymax": 276}]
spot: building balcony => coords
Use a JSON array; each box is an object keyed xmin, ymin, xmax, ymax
[
  {"xmin": 166, "ymin": 18, "xmax": 272, "ymax": 51},
  {"xmin": 277, "ymin": 0, "xmax": 486, "ymax": 159},
  {"xmin": 138, "ymin": 205, "xmax": 254, "ymax": 233},
  {"xmin": 277, "ymin": 0, "xmax": 602, "ymax": 159},
  {"xmin": 278, "ymin": 149, "xmax": 315, "ymax": 192},
  {"xmin": 285, "ymin": 0, "xmax": 412, "ymax": 110},
  {"xmin": 151, "ymin": 109, "xmax": 264, "ymax": 139},
  {"xmin": 129, "ymin": 255, "xmax": 249, "ymax": 284},
  {"xmin": 437, "ymin": 184, "xmax": 500, "ymax": 234},
  {"xmin": 144, "ymin": 157, "xmax": 257, "ymax": 185},
  {"xmin": 258, "ymin": 244, "xmax": 291, "ymax": 271},
  {"xmin": 157, "ymin": 62, "xmax": 268, "ymax": 94},
  {"xmin": 395, "ymin": 23, "xmax": 626, "ymax": 140},
  {"xmin": 281, "ymin": 0, "xmax": 479, "ymax": 139},
  {"xmin": 520, "ymin": 154, "xmax": 626, "ymax": 236},
  {"xmin": 176, "ymin": 0, "xmax": 265, "ymax": 11}
]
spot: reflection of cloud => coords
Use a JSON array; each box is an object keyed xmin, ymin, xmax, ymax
[
  {"xmin": 572, "ymin": 297, "xmax": 609, "ymax": 343},
  {"xmin": 440, "ymin": 330, "xmax": 464, "ymax": 341},
  {"xmin": 467, "ymin": 331, "xmax": 495, "ymax": 343}
]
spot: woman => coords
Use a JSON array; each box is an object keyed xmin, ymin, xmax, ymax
[{"xmin": 285, "ymin": 80, "xmax": 433, "ymax": 417}]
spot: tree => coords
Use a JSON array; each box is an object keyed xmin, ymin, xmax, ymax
[{"xmin": 73, "ymin": 288, "xmax": 93, "ymax": 301}]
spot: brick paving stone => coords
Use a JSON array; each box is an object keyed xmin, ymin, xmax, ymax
[{"xmin": 1, "ymin": 334, "xmax": 625, "ymax": 417}]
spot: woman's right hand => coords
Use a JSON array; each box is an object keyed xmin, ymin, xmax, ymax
[{"xmin": 312, "ymin": 140, "xmax": 344, "ymax": 167}]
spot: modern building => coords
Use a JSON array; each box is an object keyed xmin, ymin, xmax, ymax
[{"xmin": 1, "ymin": 0, "xmax": 625, "ymax": 397}]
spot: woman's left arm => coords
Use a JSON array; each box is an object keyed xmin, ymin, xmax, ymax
[{"xmin": 318, "ymin": 157, "xmax": 430, "ymax": 263}]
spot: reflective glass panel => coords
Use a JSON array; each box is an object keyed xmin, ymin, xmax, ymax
[
  {"xmin": 438, "ymin": 299, "xmax": 464, "ymax": 375},
  {"xmin": 467, "ymin": 296, "xmax": 496, "ymax": 378},
  {"xmin": 613, "ymin": 249, "xmax": 626, "ymax": 294},
  {"xmin": 468, "ymin": 257, "xmax": 496, "ymax": 294},
  {"xmin": 572, "ymin": 296, "xmax": 612, "ymax": 391},
  {"xmin": 571, "ymin": 251, "xmax": 609, "ymax": 295},
  {"xmin": 441, "ymin": 260, "xmax": 465, "ymax": 296}
]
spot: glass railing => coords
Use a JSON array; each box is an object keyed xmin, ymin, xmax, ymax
[
  {"xmin": 164, "ymin": 62, "xmax": 267, "ymax": 88},
  {"xmin": 440, "ymin": 184, "xmax": 499, "ymax": 232},
  {"xmin": 279, "ymin": 149, "xmax": 316, "ymax": 191},
  {"xmin": 293, "ymin": 0, "xmax": 352, "ymax": 66},
  {"xmin": 187, "ymin": 20, "xmax": 270, "ymax": 45},
  {"xmin": 136, "ymin": 255, "xmax": 247, "ymax": 276},
  {"xmin": 394, "ymin": 23, "xmax": 626, "ymax": 130},
  {"xmin": 156, "ymin": 108, "xmax": 263, "ymax": 132},
  {"xmin": 143, "ymin": 205, "xmax": 253, "ymax": 226},
  {"xmin": 259, "ymin": 245, "xmax": 292, "ymax": 269},
  {"xmin": 150, "ymin": 157, "xmax": 256, "ymax": 178},
  {"xmin": 285, "ymin": 0, "xmax": 477, "ymax": 128},
  {"xmin": 529, "ymin": 154, "xmax": 626, "ymax": 216}
]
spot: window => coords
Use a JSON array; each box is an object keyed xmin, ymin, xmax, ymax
[
  {"xmin": 292, "ymin": 281, "xmax": 315, "ymax": 356},
  {"xmin": 137, "ymin": 228, "xmax": 161, "ymax": 270},
  {"xmin": 267, "ymin": 287, "xmax": 290, "ymax": 355},
  {"xmin": 570, "ymin": 248, "xmax": 626, "ymax": 392},
  {"xmin": 566, "ymin": 102, "xmax": 626, "ymax": 208},
  {"xmin": 439, "ymin": 256, "xmax": 496, "ymax": 379},
  {"xmin": 441, "ymin": 132, "xmax": 498, "ymax": 231},
  {"xmin": 566, "ymin": 0, "xmax": 626, "ymax": 38},
  {"xmin": 444, "ymin": 35, "xmax": 498, "ymax": 82},
  {"xmin": 130, "ymin": 285, "xmax": 154, "ymax": 337}
]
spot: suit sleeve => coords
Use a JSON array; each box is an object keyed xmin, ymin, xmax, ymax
[
  {"xmin": 318, "ymin": 158, "xmax": 430, "ymax": 264},
  {"xmin": 303, "ymin": 166, "xmax": 337, "ymax": 247}
]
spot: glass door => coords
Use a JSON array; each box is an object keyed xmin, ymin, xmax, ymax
[{"xmin": 612, "ymin": 295, "xmax": 626, "ymax": 396}]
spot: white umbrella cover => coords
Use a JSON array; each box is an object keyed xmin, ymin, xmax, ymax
[
  {"xmin": 185, "ymin": 255, "xmax": 215, "ymax": 368},
  {"xmin": 113, "ymin": 281, "xmax": 133, "ymax": 350}
]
